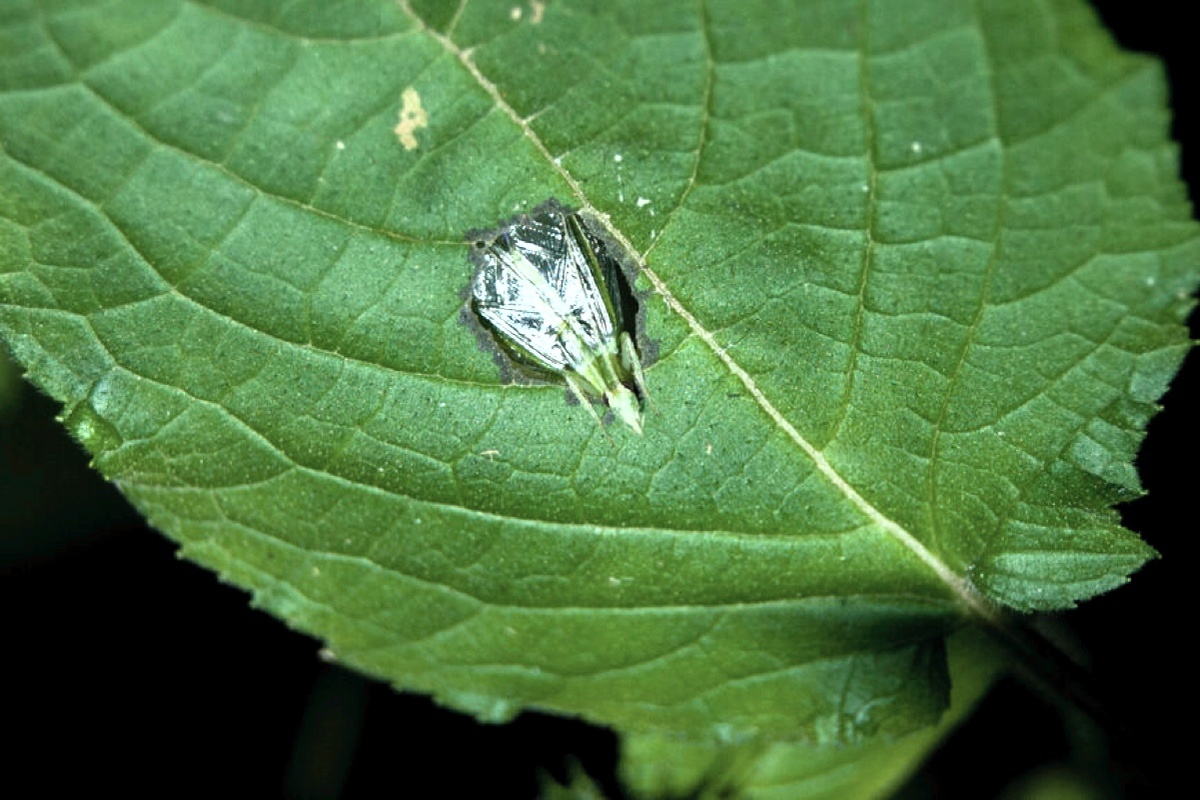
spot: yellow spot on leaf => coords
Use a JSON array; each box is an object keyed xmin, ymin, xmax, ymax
[
  {"xmin": 531, "ymin": 1, "xmax": 545, "ymax": 23},
  {"xmin": 394, "ymin": 87, "xmax": 428, "ymax": 151}
]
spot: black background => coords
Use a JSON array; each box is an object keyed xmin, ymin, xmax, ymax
[{"xmin": 2, "ymin": 2, "xmax": 1195, "ymax": 797}]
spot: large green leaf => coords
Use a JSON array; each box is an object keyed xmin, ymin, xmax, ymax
[{"xmin": 1, "ymin": 0, "xmax": 1195, "ymax": 794}]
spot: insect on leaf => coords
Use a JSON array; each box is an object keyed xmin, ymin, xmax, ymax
[{"xmin": 468, "ymin": 200, "xmax": 648, "ymax": 434}]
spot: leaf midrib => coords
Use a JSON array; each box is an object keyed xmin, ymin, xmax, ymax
[{"xmin": 397, "ymin": 0, "xmax": 1000, "ymax": 624}]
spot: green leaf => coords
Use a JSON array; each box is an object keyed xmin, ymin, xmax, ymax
[
  {"xmin": 0, "ymin": 0, "xmax": 1195, "ymax": 794},
  {"xmin": 620, "ymin": 628, "xmax": 1006, "ymax": 800}
]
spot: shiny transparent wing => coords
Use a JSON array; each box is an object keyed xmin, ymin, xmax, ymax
[
  {"xmin": 472, "ymin": 247, "xmax": 577, "ymax": 371},
  {"xmin": 471, "ymin": 209, "xmax": 617, "ymax": 373},
  {"xmin": 504, "ymin": 215, "xmax": 568, "ymax": 277},
  {"xmin": 556, "ymin": 216, "xmax": 615, "ymax": 345},
  {"xmin": 508, "ymin": 211, "xmax": 614, "ymax": 346}
]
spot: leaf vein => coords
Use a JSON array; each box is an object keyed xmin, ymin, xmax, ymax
[{"xmin": 398, "ymin": 0, "xmax": 1002, "ymax": 626}]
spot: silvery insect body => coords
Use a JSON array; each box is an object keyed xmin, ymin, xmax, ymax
[{"xmin": 469, "ymin": 200, "xmax": 648, "ymax": 434}]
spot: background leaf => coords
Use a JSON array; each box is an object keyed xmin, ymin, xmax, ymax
[{"xmin": 1, "ymin": 0, "xmax": 1196, "ymax": 797}]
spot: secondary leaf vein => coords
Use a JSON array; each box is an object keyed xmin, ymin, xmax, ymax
[{"xmin": 398, "ymin": 0, "xmax": 1000, "ymax": 624}]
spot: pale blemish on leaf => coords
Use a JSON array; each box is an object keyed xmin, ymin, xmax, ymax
[
  {"xmin": 530, "ymin": 1, "xmax": 545, "ymax": 23},
  {"xmin": 393, "ymin": 87, "xmax": 428, "ymax": 151}
]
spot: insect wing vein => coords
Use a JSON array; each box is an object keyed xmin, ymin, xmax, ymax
[
  {"xmin": 559, "ymin": 216, "xmax": 615, "ymax": 348},
  {"xmin": 473, "ymin": 246, "xmax": 577, "ymax": 371},
  {"xmin": 501, "ymin": 211, "xmax": 614, "ymax": 353}
]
